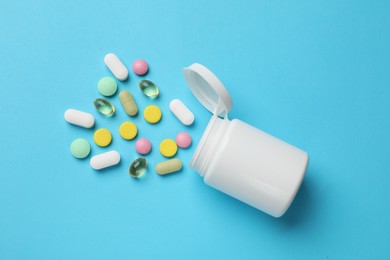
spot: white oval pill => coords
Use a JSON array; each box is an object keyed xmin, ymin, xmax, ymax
[
  {"xmin": 104, "ymin": 53, "xmax": 129, "ymax": 81},
  {"xmin": 169, "ymin": 99, "xmax": 194, "ymax": 126},
  {"xmin": 90, "ymin": 150, "xmax": 120, "ymax": 170},
  {"xmin": 64, "ymin": 109, "xmax": 95, "ymax": 128}
]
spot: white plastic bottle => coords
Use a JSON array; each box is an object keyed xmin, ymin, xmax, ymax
[{"xmin": 183, "ymin": 63, "xmax": 309, "ymax": 217}]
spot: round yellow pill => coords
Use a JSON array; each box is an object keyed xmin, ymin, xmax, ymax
[
  {"xmin": 160, "ymin": 139, "xmax": 178, "ymax": 157},
  {"xmin": 143, "ymin": 105, "xmax": 162, "ymax": 124},
  {"xmin": 93, "ymin": 128, "xmax": 112, "ymax": 147},
  {"xmin": 119, "ymin": 122, "xmax": 138, "ymax": 140}
]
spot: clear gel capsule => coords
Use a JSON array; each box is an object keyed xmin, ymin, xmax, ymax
[
  {"xmin": 129, "ymin": 158, "xmax": 147, "ymax": 178},
  {"xmin": 139, "ymin": 80, "xmax": 159, "ymax": 98},
  {"xmin": 94, "ymin": 98, "xmax": 115, "ymax": 116}
]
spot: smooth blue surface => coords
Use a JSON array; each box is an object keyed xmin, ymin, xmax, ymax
[{"xmin": 1, "ymin": 0, "xmax": 389, "ymax": 259}]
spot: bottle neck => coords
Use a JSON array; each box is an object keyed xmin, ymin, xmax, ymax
[{"xmin": 190, "ymin": 116, "xmax": 230, "ymax": 177}]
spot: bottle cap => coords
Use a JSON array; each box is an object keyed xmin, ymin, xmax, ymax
[{"xmin": 183, "ymin": 63, "xmax": 233, "ymax": 118}]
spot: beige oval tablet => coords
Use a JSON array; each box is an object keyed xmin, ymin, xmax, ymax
[
  {"xmin": 156, "ymin": 158, "xmax": 182, "ymax": 175},
  {"xmin": 119, "ymin": 90, "xmax": 138, "ymax": 116}
]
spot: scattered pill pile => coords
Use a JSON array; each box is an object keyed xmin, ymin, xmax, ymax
[{"xmin": 65, "ymin": 53, "xmax": 195, "ymax": 178}]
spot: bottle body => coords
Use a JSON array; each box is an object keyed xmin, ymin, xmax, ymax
[{"xmin": 191, "ymin": 116, "xmax": 309, "ymax": 217}]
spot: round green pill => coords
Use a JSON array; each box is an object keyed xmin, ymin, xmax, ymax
[
  {"xmin": 70, "ymin": 138, "xmax": 91, "ymax": 159},
  {"xmin": 98, "ymin": 77, "xmax": 117, "ymax": 97}
]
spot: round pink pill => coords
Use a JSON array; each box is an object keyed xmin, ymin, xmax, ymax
[
  {"xmin": 132, "ymin": 60, "xmax": 149, "ymax": 75},
  {"xmin": 135, "ymin": 138, "xmax": 152, "ymax": 155},
  {"xmin": 176, "ymin": 132, "xmax": 192, "ymax": 149}
]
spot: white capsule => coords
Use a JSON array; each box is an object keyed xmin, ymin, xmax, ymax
[
  {"xmin": 64, "ymin": 109, "xmax": 94, "ymax": 128},
  {"xmin": 104, "ymin": 53, "xmax": 129, "ymax": 81},
  {"xmin": 169, "ymin": 99, "xmax": 194, "ymax": 126},
  {"xmin": 90, "ymin": 150, "xmax": 120, "ymax": 170}
]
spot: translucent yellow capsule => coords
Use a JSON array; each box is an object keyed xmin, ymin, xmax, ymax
[
  {"xmin": 94, "ymin": 98, "xmax": 115, "ymax": 116},
  {"xmin": 129, "ymin": 158, "xmax": 147, "ymax": 178},
  {"xmin": 139, "ymin": 80, "xmax": 159, "ymax": 98}
]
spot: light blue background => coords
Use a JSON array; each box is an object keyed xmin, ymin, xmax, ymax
[{"xmin": 0, "ymin": 0, "xmax": 389, "ymax": 259}]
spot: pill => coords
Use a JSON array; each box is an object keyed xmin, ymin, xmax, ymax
[
  {"xmin": 119, "ymin": 90, "xmax": 138, "ymax": 116},
  {"xmin": 70, "ymin": 138, "xmax": 91, "ymax": 159},
  {"xmin": 97, "ymin": 77, "xmax": 117, "ymax": 97},
  {"xmin": 176, "ymin": 132, "xmax": 192, "ymax": 148},
  {"xmin": 160, "ymin": 139, "xmax": 178, "ymax": 157},
  {"xmin": 132, "ymin": 60, "xmax": 149, "ymax": 75},
  {"xmin": 129, "ymin": 158, "xmax": 147, "ymax": 178},
  {"xmin": 169, "ymin": 99, "xmax": 194, "ymax": 126},
  {"xmin": 139, "ymin": 80, "xmax": 159, "ymax": 98},
  {"xmin": 94, "ymin": 98, "xmax": 115, "ymax": 116},
  {"xmin": 135, "ymin": 138, "xmax": 152, "ymax": 155},
  {"xmin": 119, "ymin": 122, "xmax": 137, "ymax": 140},
  {"xmin": 94, "ymin": 128, "xmax": 112, "ymax": 147},
  {"xmin": 143, "ymin": 105, "xmax": 162, "ymax": 124},
  {"xmin": 90, "ymin": 150, "xmax": 120, "ymax": 170},
  {"xmin": 64, "ymin": 109, "xmax": 95, "ymax": 128},
  {"xmin": 156, "ymin": 158, "xmax": 182, "ymax": 175},
  {"xmin": 104, "ymin": 53, "xmax": 128, "ymax": 81}
]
